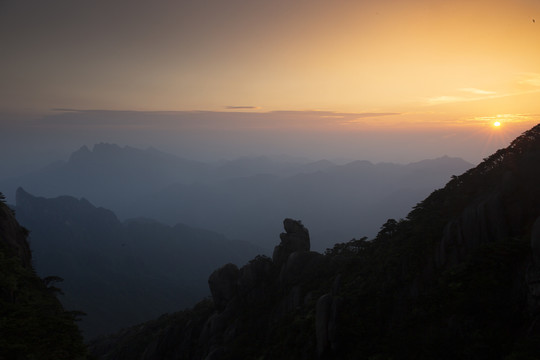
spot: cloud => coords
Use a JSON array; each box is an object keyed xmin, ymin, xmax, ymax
[
  {"xmin": 427, "ymin": 88, "xmax": 497, "ymax": 104},
  {"xmin": 427, "ymin": 95, "xmax": 463, "ymax": 104},
  {"xmin": 518, "ymin": 73, "xmax": 540, "ymax": 87},
  {"xmin": 28, "ymin": 109, "xmax": 400, "ymax": 131},
  {"xmin": 225, "ymin": 106, "xmax": 260, "ymax": 110},
  {"xmin": 269, "ymin": 110, "xmax": 398, "ymax": 118},
  {"xmin": 469, "ymin": 113, "xmax": 538, "ymax": 124},
  {"xmin": 428, "ymin": 75, "xmax": 540, "ymax": 106},
  {"xmin": 458, "ymin": 88, "xmax": 496, "ymax": 95}
]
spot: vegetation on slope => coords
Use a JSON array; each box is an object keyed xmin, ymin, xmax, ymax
[{"xmin": 0, "ymin": 194, "xmax": 87, "ymax": 359}]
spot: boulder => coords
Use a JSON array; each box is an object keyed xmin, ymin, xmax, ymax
[
  {"xmin": 237, "ymin": 255, "xmax": 274, "ymax": 300},
  {"xmin": 208, "ymin": 263, "xmax": 240, "ymax": 312},
  {"xmin": 279, "ymin": 251, "xmax": 325, "ymax": 285}
]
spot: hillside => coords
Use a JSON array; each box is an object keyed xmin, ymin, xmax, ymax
[
  {"xmin": 14, "ymin": 188, "xmax": 262, "ymax": 339},
  {"xmin": 90, "ymin": 124, "xmax": 540, "ymax": 359},
  {"xmin": 0, "ymin": 193, "xmax": 87, "ymax": 359}
]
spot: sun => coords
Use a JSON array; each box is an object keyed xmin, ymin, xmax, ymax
[{"xmin": 493, "ymin": 121, "xmax": 501, "ymax": 127}]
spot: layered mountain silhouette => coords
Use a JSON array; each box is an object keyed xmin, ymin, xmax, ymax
[
  {"xmin": 1, "ymin": 143, "xmax": 472, "ymax": 251},
  {"xmin": 14, "ymin": 188, "xmax": 262, "ymax": 339},
  {"xmin": 89, "ymin": 124, "xmax": 540, "ymax": 359}
]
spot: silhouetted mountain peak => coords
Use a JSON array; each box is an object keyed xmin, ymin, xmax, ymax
[
  {"xmin": 92, "ymin": 142, "xmax": 122, "ymax": 154},
  {"xmin": 68, "ymin": 144, "xmax": 92, "ymax": 163}
]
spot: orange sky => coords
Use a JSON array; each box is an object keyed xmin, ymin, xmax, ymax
[{"xmin": 0, "ymin": 0, "xmax": 539, "ymax": 148}]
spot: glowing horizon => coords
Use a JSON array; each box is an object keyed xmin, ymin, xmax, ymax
[{"xmin": 1, "ymin": 0, "xmax": 539, "ymax": 171}]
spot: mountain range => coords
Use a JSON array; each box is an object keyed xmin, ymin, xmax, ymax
[{"xmin": 1, "ymin": 144, "xmax": 473, "ymax": 251}]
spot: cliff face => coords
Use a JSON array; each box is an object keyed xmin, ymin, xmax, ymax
[
  {"xmin": 0, "ymin": 196, "xmax": 31, "ymax": 268},
  {"xmin": 0, "ymin": 194, "xmax": 87, "ymax": 359},
  {"xmin": 89, "ymin": 124, "xmax": 540, "ymax": 360}
]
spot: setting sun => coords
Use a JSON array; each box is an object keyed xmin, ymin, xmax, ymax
[{"xmin": 494, "ymin": 121, "xmax": 501, "ymax": 127}]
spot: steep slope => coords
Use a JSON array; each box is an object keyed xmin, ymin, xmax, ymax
[
  {"xmin": 14, "ymin": 188, "xmax": 262, "ymax": 339},
  {"xmin": 0, "ymin": 193, "xmax": 87, "ymax": 359},
  {"xmin": 90, "ymin": 124, "xmax": 540, "ymax": 359}
]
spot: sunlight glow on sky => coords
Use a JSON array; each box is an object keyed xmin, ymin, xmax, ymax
[{"xmin": 0, "ymin": 0, "xmax": 539, "ymax": 167}]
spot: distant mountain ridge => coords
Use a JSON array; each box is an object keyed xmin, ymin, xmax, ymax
[
  {"xmin": 4, "ymin": 143, "xmax": 211, "ymax": 208},
  {"xmin": 138, "ymin": 154, "xmax": 472, "ymax": 250},
  {"xmin": 0, "ymin": 144, "xmax": 473, "ymax": 251},
  {"xmin": 14, "ymin": 188, "xmax": 262, "ymax": 339},
  {"xmin": 90, "ymin": 124, "xmax": 540, "ymax": 359}
]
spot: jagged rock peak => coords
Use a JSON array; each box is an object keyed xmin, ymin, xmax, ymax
[
  {"xmin": 68, "ymin": 144, "xmax": 92, "ymax": 163},
  {"xmin": 283, "ymin": 218, "xmax": 309, "ymax": 236},
  {"xmin": 68, "ymin": 143, "xmax": 129, "ymax": 163}
]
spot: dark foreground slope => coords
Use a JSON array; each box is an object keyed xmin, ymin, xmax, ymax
[
  {"xmin": 14, "ymin": 188, "xmax": 262, "ymax": 339},
  {"xmin": 0, "ymin": 193, "xmax": 87, "ymax": 359},
  {"xmin": 90, "ymin": 124, "xmax": 540, "ymax": 359}
]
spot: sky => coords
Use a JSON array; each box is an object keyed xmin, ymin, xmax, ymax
[{"xmin": 1, "ymin": 0, "xmax": 540, "ymax": 174}]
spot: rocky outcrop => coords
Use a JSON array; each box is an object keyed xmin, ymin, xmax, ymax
[
  {"xmin": 273, "ymin": 218, "xmax": 310, "ymax": 266},
  {"xmin": 192, "ymin": 219, "xmax": 322, "ymax": 359}
]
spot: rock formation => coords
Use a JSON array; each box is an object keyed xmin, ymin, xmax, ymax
[{"xmin": 272, "ymin": 218, "xmax": 310, "ymax": 265}]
